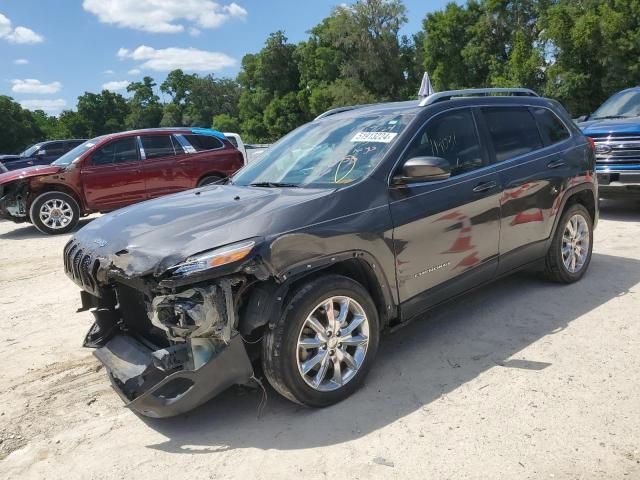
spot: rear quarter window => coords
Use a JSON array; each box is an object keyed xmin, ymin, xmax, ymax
[
  {"xmin": 482, "ymin": 107, "xmax": 543, "ymax": 162},
  {"xmin": 183, "ymin": 134, "xmax": 224, "ymax": 151},
  {"xmin": 531, "ymin": 108, "xmax": 571, "ymax": 145}
]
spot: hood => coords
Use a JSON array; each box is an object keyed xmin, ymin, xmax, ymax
[
  {"xmin": 0, "ymin": 154, "xmax": 21, "ymax": 162},
  {"xmin": 579, "ymin": 116, "xmax": 640, "ymax": 136},
  {"xmin": 71, "ymin": 184, "xmax": 336, "ymax": 277},
  {"xmin": 0, "ymin": 164, "xmax": 63, "ymax": 186}
]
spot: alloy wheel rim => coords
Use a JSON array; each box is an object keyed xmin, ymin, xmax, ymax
[
  {"xmin": 561, "ymin": 214, "xmax": 589, "ymax": 273},
  {"xmin": 296, "ymin": 295, "xmax": 369, "ymax": 392},
  {"xmin": 39, "ymin": 198, "xmax": 73, "ymax": 230}
]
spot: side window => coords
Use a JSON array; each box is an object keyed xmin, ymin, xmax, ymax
[
  {"xmin": 183, "ymin": 134, "xmax": 224, "ymax": 151},
  {"xmin": 141, "ymin": 135, "xmax": 177, "ymax": 160},
  {"xmin": 91, "ymin": 137, "xmax": 139, "ymax": 165},
  {"xmin": 482, "ymin": 107, "xmax": 543, "ymax": 162},
  {"xmin": 64, "ymin": 141, "xmax": 83, "ymax": 152},
  {"xmin": 532, "ymin": 108, "xmax": 570, "ymax": 145},
  {"xmin": 45, "ymin": 142, "xmax": 65, "ymax": 156},
  {"xmin": 225, "ymin": 136, "xmax": 238, "ymax": 148},
  {"xmin": 404, "ymin": 108, "xmax": 484, "ymax": 176}
]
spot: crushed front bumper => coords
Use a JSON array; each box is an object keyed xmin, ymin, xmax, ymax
[{"xmin": 92, "ymin": 331, "xmax": 253, "ymax": 418}]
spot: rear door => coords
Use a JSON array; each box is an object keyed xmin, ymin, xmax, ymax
[
  {"xmin": 139, "ymin": 134, "xmax": 191, "ymax": 198},
  {"xmin": 479, "ymin": 106, "xmax": 571, "ymax": 273},
  {"xmin": 81, "ymin": 136, "xmax": 146, "ymax": 210},
  {"xmin": 389, "ymin": 107, "xmax": 502, "ymax": 319}
]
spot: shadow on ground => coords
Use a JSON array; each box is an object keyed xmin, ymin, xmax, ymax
[
  {"xmin": 142, "ymin": 250, "xmax": 640, "ymax": 453},
  {"xmin": 0, "ymin": 218, "xmax": 94, "ymax": 240},
  {"xmin": 599, "ymin": 199, "xmax": 640, "ymax": 222}
]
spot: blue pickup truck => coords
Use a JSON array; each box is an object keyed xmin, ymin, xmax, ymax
[{"xmin": 578, "ymin": 87, "xmax": 640, "ymax": 198}]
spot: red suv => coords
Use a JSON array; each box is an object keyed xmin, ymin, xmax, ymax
[{"xmin": 0, "ymin": 128, "xmax": 244, "ymax": 234}]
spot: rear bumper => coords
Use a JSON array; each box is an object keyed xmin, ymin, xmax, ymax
[
  {"xmin": 91, "ymin": 331, "xmax": 253, "ymax": 418},
  {"xmin": 597, "ymin": 169, "xmax": 640, "ymax": 197}
]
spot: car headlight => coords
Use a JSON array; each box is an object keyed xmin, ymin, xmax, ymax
[{"xmin": 171, "ymin": 240, "xmax": 256, "ymax": 276}]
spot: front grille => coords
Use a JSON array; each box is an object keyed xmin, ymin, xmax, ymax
[
  {"xmin": 63, "ymin": 240, "xmax": 101, "ymax": 295},
  {"xmin": 592, "ymin": 135, "xmax": 640, "ymax": 166}
]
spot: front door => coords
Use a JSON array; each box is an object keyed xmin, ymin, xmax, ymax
[
  {"xmin": 81, "ymin": 136, "xmax": 146, "ymax": 211},
  {"xmin": 388, "ymin": 108, "xmax": 502, "ymax": 320}
]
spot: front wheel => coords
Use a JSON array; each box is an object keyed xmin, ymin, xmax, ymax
[
  {"xmin": 544, "ymin": 203, "xmax": 593, "ymax": 283},
  {"xmin": 262, "ymin": 275, "xmax": 380, "ymax": 407},
  {"xmin": 29, "ymin": 191, "xmax": 80, "ymax": 235}
]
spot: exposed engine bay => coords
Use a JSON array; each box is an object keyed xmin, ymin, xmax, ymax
[{"xmin": 66, "ymin": 239, "xmax": 274, "ymax": 418}]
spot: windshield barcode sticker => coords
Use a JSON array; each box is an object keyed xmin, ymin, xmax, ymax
[{"xmin": 351, "ymin": 132, "xmax": 398, "ymax": 143}]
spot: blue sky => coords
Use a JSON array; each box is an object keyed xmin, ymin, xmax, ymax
[{"xmin": 0, "ymin": 0, "xmax": 452, "ymax": 115}]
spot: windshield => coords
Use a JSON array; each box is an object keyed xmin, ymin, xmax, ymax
[
  {"xmin": 20, "ymin": 144, "xmax": 40, "ymax": 157},
  {"xmin": 232, "ymin": 113, "xmax": 413, "ymax": 188},
  {"xmin": 592, "ymin": 90, "xmax": 640, "ymax": 119},
  {"xmin": 52, "ymin": 138, "xmax": 100, "ymax": 166}
]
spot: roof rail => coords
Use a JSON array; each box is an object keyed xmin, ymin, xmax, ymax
[
  {"xmin": 314, "ymin": 104, "xmax": 373, "ymax": 121},
  {"xmin": 419, "ymin": 88, "xmax": 539, "ymax": 107}
]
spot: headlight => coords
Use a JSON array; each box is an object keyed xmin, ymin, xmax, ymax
[{"xmin": 171, "ymin": 240, "xmax": 256, "ymax": 276}]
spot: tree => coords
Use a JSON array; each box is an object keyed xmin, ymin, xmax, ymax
[
  {"xmin": 0, "ymin": 96, "xmax": 42, "ymax": 153},
  {"xmin": 541, "ymin": 0, "xmax": 640, "ymax": 115},
  {"xmin": 160, "ymin": 103, "xmax": 183, "ymax": 127},
  {"xmin": 126, "ymin": 77, "xmax": 162, "ymax": 129},
  {"xmin": 77, "ymin": 90, "xmax": 129, "ymax": 136},
  {"xmin": 185, "ymin": 76, "xmax": 241, "ymax": 127},
  {"xmin": 212, "ymin": 113, "xmax": 241, "ymax": 132}
]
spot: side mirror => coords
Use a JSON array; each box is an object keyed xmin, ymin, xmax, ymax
[
  {"xmin": 393, "ymin": 156, "xmax": 451, "ymax": 184},
  {"xmin": 575, "ymin": 115, "xmax": 588, "ymax": 123},
  {"xmin": 35, "ymin": 149, "xmax": 47, "ymax": 156}
]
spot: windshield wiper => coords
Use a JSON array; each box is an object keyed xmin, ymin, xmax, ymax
[
  {"xmin": 249, "ymin": 182, "xmax": 300, "ymax": 188},
  {"xmin": 590, "ymin": 115, "xmax": 635, "ymax": 120}
]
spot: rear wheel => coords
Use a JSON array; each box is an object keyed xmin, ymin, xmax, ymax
[
  {"xmin": 262, "ymin": 275, "xmax": 380, "ymax": 407},
  {"xmin": 29, "ymin": 191, "xmax": 80, "ymax": 235},
  {"xmin": 197, "ymin": 175, "xmax": 224, "ymax": 187},
  {"xmin": 544, "ymin": 203, "xmax": 593, "ymax": 283}
]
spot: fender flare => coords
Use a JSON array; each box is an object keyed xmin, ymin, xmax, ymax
[{"xmin": 545, "ymin": 182, "xmax": 597, "ymax": 250}]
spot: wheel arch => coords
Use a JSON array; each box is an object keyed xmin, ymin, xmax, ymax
[
  {"xmin": 238, "ymin": 253, "xmax": 398, "ymax": 337},
  {"xmin": 546, "ymin": 183, "xmax": 597, "ymax": 250},
  {"xmin": 196, "ymin": 171, "xmax": 226, "ymax": 186}
]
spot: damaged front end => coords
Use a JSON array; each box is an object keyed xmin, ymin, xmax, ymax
[
  {"xmin": 65, "ymin": 240, "xmax": 260, "ymax": 418},
  {"xmin": 0, "ymin": 182, "xmax": 29, "ymax": 222}
]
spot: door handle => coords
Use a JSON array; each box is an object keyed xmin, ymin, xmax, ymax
[
  {"xmin": 472, "ymin": 181, "xmax": 497, "ymax": 193},
  {"xmin": 547, "ymin": 159, "xmax": 566, "ymax": 169}
]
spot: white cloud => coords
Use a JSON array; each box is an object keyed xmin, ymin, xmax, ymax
[
  {"xmin": 0, "ymin": 13, "xmax": 43, "ymax": 44},
  {"xmin": 14, "ymin": 58, "xmax": 29, "ymax": 65},
  {"xmin": 102, "ymin": 80, "xmax": 130, "ymax": 91},
  {"xmin": 83, "ymin": 0, "xmax": 246, "ymax": 34},
  {"xmin": 19, "ymin": 98, "xmax": 67, "ymax": 114},
  {"xmin": 118, "ymin": 45, "xmax": 236, "ymax": 72},
  {"xmin": 103, "ymin": 69, "xmax": 115, "ymax": 75},
  {"xmin": 128, "ymin": 68, "xmax": 141, "ymax": 75},
  {"xmin": 11, "ymin": 79, "xmax": 62, "ymax": 94}
]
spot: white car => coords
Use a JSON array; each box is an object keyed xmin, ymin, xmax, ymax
[{"xmin": 224, "ymin": 133, "xmax": 270, "ymax": 165}]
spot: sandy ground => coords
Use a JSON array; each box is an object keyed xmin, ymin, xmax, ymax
[{"xmin": 0, "ymin": 201, "xmax": 639, "ymax": 480}]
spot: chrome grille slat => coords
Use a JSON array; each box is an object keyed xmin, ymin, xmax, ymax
[
  {"xmin": 593, "ymin": 135, "xmax": 640, "ymax": 165},
  {"xmin": 63, "ymin": 240, "xmax": 101, "ymax": 295}
]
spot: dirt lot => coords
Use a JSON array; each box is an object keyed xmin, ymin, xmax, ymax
[{"xmin": 1, "ymin": 201, "xmax": 639, "ymax": 480}]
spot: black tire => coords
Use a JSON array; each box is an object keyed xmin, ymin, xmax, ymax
[
  {"xmin": 544, "ymin": 203, "xmax": 593, "ymax": 283},
  {"xmin": 197, "ymin": 175, "xmax": 224, "ymax": 187},
  {"xmin": 29, "ymin": 191, "xmax": 80, "ymax": 235},
  {"xmin": 262, "ymin": 274, "xmax": 380, "ymax": 407}
]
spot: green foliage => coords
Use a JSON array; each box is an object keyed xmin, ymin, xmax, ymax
[
  {"xmin": 0, "ymin": 96, "xmax": 43, "ymax": 153},
  {"xmin": 9, "ymin": 0, "xmax": 640, "ymax": 150},
  {"xmin": 212, "ymin": 113, "xmax": 241, "ymax": 133},
  {"xmin": 126, "ymin": 77, "xmax": 162, "ymax": 129}
]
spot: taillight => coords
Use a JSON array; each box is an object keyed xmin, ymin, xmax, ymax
[{"xmin": 586, "ymin": 137, "xmax": 596, "ymax": 151}]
